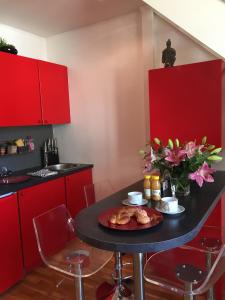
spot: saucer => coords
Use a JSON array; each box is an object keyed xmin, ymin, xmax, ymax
[
  {"xmin": 155, "ymin": 205, "xmax": 185, "ymax": 215},
  {"xmin": 122, "ymin": 198, "xmax": 148, "ymax": 206}
]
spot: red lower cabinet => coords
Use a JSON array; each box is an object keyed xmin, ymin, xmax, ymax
[
  {"xmin": 18, "ymin": 178, "xmax": 66, "ymax": 272},
  {"xmin": 66, "ymin": 168, "xmax": 93, "ymax": 218},
  {"xmin": 0, "ymin": 193, "xmax": 23, "ymax": 293}
]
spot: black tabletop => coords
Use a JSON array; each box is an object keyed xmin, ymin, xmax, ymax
[{"xmin": 75, "ymin": 171, "xmax": 225, "ymax": 253}]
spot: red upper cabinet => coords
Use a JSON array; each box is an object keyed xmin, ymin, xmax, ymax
[
  {"xmin": 0, "ymin": 193, "xmax": 24, "ymax": 293},
  {"xmin": 18, "ymin": 178, "xmax": 66, "ymax": 271},
  {"xmin": 0, "ymin": 52, "xmax": 42, "ymax": 126},
  {"xmin": 38, "ymin": 60, "xmax": 71, "ymax": 124},
  {"xmin": 149, "ymin": 59, "xmax": 224, "ymax": 147},
  {"xmin": 149, "ymin": 59, "xmax": 225, "ymax": 227},
  {"xmin": 66, "ymin": 168, "xmax": 93, "ymax": 218}
]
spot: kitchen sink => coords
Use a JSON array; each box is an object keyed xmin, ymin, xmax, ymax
[{"xmin": 47, "ymin": 163, "xmax": 79, "ymax": 172}]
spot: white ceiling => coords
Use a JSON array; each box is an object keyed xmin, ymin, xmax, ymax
[{"xmin": 0, "ymin": 0, "xmax": 144, "ymax": 37}]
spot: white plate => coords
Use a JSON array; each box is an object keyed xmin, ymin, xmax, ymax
[
  {"xmin": 122, "ymin": 198, "xmax": 148, "ymax": 206},
  {"xmin": 155, "ymin": 205, "xmax": 185, "ymax": 215}
]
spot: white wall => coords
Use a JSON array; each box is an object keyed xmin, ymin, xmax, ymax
[
  {"xmin": 153, "ymin": 14, "xmax": 216, "ymax": 68},
  {"xmin": 0, "ymin": 23, "xmax": 47, "ymax": 60},
  {"xmin": 47, "ymin": 12, "xmax": 147, "ymax": 190},
  {"xmin": 143, "ymin": 0, "xmax": 225, "ymax": 60},
  {"xmin": 46, "ymin": 7, "xmax": 217, "ymax": 190},
  {"xmin": 0, "ymin": 9, "xmax": 216, "ymax": 190}
]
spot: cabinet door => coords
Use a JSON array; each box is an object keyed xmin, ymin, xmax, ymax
[
  {"xmin": 149, "ymin": 60, "xmax": 222, "ymax": 146},
  {"xmin": 0, "ymin": 193, "xmax": 23, "ymax": 293},
  {"xmin": 38, "ymin": 60, "xmax": 71, "ymax": 124},
  {"xmin": 18, "ymin": 178, "xmax": 66, "ymax": 271},
  {"xmin": 0, "ymin": 52, "xmax": 42, "ymax": 126},
  {"xmin": 66, "ymin": 169, "xmax": 93, "ymax": 218}
]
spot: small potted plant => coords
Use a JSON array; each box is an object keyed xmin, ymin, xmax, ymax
[{"xmin": 0, "ymin": 37, "xmax": 18, "ymax": 54}]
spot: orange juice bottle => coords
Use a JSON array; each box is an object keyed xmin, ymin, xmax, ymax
[
  {"xmin": 144, "ymin": 175, "xmax": 151, "ymax": 200},
  {"xmin": 151, "ymin": 175, "xmax": 161, "ymax": 201}
]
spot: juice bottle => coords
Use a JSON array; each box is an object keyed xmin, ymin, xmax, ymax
[
  {"xmin": 144, "ymin": 175, "xmax": 151, "ymax": 200},
  {"xmin": 151, "ymin": 175, "xmax": 161, "ymax": 201}
]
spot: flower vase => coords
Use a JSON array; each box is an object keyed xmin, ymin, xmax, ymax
[{"xmin": 170, "ymin": 176, "xmax": 190, "ymax": 197}]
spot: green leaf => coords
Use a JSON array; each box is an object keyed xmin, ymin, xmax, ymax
[
  {"xmin": 154, "ymin": 138, "xmax": 161, "ymax": 145},
  {"xmin": 201, "ymin": 136, "xmax": 207, "ymax": 145},
  {"xmin": 208, "ymin": 155, "xmax": 223, "ymax": 161},
  {"xmin": 210, "ymin": 147, "xmax": 222, "ymax": 155},
  {"xmin": 168, "ymin": 139, "xmax": 173, "ymax": 149}
]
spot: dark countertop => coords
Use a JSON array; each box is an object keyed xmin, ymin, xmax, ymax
[
  {"xmin": 0, "ymin": 163, "xmax": 93, "ymax": 196},
  {"xmin": 75, "ymin": 171, "xmax": 225, "ymax": 253}
]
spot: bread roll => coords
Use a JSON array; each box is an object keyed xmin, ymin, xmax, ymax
[
  {"xmin": 137, "ymin": 215, "xmax": 150, "ymax": 225},
  {"xmin": 116, "ymin": 214, "xmax": 130, "ymax": 225},
  {"xmin": 135, "ymin": 208, "xmax": 148, "ymax": 218},
  {"xmin": 109, "ymin": 214, "xmax": 117, "ymax": 224}
]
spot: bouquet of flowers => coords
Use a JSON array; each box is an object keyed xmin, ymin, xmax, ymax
[{"xmin": 140, "ymin": 137, "xmax": 222, "ymax": 195}]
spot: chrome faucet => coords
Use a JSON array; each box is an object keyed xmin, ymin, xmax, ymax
[{"xmin": 0, "ymin": 166, "xmax": 12, "ymax": 177}]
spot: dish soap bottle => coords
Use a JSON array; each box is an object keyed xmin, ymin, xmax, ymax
[{"xmin": 144, "ymin": 175, "xmax": 151, "ymax": 201}]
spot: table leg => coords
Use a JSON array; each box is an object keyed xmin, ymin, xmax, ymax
[{"xmin": 133, "ymin": 253, "xmax": 145, "ymax": 300}]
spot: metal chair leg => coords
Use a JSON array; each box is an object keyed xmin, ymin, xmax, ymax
[
  {"xmin": 184, "ymin": 282, "xmax": 194, "ymax": 300},
  {"xmin": 74, "ymin": 262, "xmax": 84, "ymax": 300},
  {"xmin": 75, "ymin": 276, "xmax": 84, "ymax": 300},
  {"xmin": 201, "ymin": 237, "xmax": 221, "ymax": 300},
  {"xmin": 206, "ymin": 252, "xmax": 214, "ymax": 300},
  {"xmin": 176, "ymin": 264, "xmax": 206, "ymax": 300}
]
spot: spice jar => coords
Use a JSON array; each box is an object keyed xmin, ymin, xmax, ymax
[
  {"xmin": 144, "ymin": 175, "xmax": 151, "ymax": 200},
  {"xmin": 151, "ymin": 175, "xmax": 161, "ymax": 201},
  {"xmin": 0, "ymin": 144, "xmax": 6, "ymax": 156}
]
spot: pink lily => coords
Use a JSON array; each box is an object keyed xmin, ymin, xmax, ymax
[
  {"xmin": 185, "ymin": 141, "xmax": 204, "ymax": 158},
  {"xmin": 189, "ymin": 162, "xmax": 215, "ymax": 187},
  {"xmin": 165, "ymin": 148, "xmax": 186, "ymax": 166}
]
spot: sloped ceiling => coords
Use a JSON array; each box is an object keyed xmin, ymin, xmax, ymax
[
  {"xmin": 0, "ymin": 0, "xmax": 144, "ymax": 37},
  {"xmin": 142, "ymin": 0, "xmax": 225, "ymax": 59}
]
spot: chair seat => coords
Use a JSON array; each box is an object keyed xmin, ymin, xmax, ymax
[{"xmin": 46, "ymin": 238, "xmax": 113, "ymax": 278}]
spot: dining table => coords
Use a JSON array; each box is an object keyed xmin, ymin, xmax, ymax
[{"xmin": 75, "ymin": 171, "xmax": 225, "ymax": 300}]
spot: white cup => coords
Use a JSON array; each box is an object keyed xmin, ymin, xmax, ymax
[
  {"xmin": 160, "ymin": 197, "xmax": 178, "ymax": 212},
  {"xmin": 128, "ymin": 191, "xmax": 143, "ymax": 205}
]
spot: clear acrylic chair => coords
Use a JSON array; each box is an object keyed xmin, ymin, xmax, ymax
[
  {"xmin": 33, "ymin": 204, "xmax": 113, "ymax": 300},
  {"xmin": 183, "ymin": 225, "xmax": 222, "ymax": 300},
  {"xmin": 144, "ymin": 235, "xmax": 225, "ymax": 300},
  {"xmin": 84, "ymin": 181, "xmax": 133, "ymax": 299}
]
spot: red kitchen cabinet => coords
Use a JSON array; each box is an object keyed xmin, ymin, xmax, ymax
[
  {"xmin": 0, "ymin": 193, "xmax": 23, "ymax": 293},
  {"xmin": 149, "ymin": 59, "xmax": 224, "ymax": 146},
  {"xmin": 149, "ymin": 59, "xmax": 225, "ymax": 227},
  {"xmin": 65, "ymin": 168, "xmax": 93, "ymax": 218},
  {"xmin": 18, "ymin": 177, "xmax": 66, "ymax": 271},
  {"xmin": 38, "ymin": 60, "xmax": 71, "ymax": 124},
  {"xmin": 0, "ymin": 52, "xmax": 42, "ymax": 126}
]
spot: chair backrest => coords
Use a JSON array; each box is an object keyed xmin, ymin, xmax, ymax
[
  {"xmin": 33, "ymin": 204, "xmax": 75, "ymax": 268},
  {"xmin": 194, "ymin": 244, "xmax": 225, "ymax": 295},
  {"xmin": 84, "ymin": 180, "xmax": 114, "ymax": 207}
]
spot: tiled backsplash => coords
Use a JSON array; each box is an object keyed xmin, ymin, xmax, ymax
[{"xmin": 0, "ymin": 125, "xmax": 53, "ymax": 171}]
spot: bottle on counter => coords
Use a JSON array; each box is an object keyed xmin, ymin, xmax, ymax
[
  {"xmin": 151, "ymin": 175, "xmax": 161, "ymax": 201},
  {"xmin": 144, "ymin": 175, "xmax": 151, "ymax": 200}
]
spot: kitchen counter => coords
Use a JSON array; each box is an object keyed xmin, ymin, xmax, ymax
[{"xmin": 0, "ymin": 163, "xmax": 93, "ymax": 196}]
